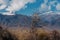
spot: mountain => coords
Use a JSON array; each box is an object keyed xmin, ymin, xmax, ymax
[
  {"xmin": 0, "ymin": 12, "xmax": 60, "ymax": 29},
  {"xmin": 39, "ymin": 11, "xmax": 60, "ymax": 29},
  {"xmin": 0, "ymin": 14, "xmax": 32, "ymax": 27}
]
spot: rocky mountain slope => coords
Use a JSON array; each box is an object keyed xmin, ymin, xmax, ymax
[{"xmin": 0, "ymin": 12, "xmax": 60, "ymax": 29}]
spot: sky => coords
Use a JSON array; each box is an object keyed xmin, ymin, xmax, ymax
[{"xmin": 0, "ymin": 0, "xmax": 60, "ymax": 16}]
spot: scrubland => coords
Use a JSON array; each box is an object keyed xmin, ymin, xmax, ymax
[
  {"xmin": 0, "ymin": 26, "xmax": 60, "ymax": 40},
  {"xmin": 7, "ymin": 27, "xmax": 60, "ymax": 40}
]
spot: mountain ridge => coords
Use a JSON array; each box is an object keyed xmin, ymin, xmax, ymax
[{"xmin": 0, "ymin": 13, "xmax": 60, "ymax": 30}]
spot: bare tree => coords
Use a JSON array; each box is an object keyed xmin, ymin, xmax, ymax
[{"xmin": 29, "ymin": 13, "xmax": 41, "ymax": 40}]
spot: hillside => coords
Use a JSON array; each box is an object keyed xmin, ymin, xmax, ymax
[{"xmin": 0, "ymin": 12, "xmax": 60, "ymax": 29}]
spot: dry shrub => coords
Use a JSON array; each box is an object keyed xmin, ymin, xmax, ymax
[
  {"xmin": 36, "ymin": 29, "xmax": 49, "ymax": 40},
  {"xmin": 0, "ymin": 26, "xmax": 18, "ymax": 40},
  {"xmin": 49, "ymin": 30, "xmax": 60, "ymax": 40},
  {"xmin": 8, "ymin": 28, "xmax": 30, "ymax": 40},
  {"xmin": 8, "ymin": 28, "xmax": 49, "ymax": 40},
  {"xmin": 8, "ymin": 27, "xmax": 60, "ymax": 40}
]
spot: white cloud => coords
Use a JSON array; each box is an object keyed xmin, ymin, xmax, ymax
[
  {"xmin": 44, "ymin": 0, "xmax": 48, "ymax": 3},
  {"xmin": 1, "ymin": 12, "xmax": 15, "ymax": 15},
  {"xmin": 39, "ymin": 0, "xmax": 58, "ymax": 13},
  {"xmin": 41, "ymin": 4, "xmax": 47, "ymax": 9},
  {"xmin": 50, "ymin": 1, "xmax": 57, "ymax": 5},
  {"xmin": 6, "ymin": 0, "xmax": 36, "ymax": 12},
  {"xmin": 0, "ymin": 4, "xmax": 6, "ymax": 10},
  {"xmin": 39, "ymin": 3, "xmax": 50, "ymax": 13},
  {"xmin": 0, "ymin": 0, "xmax": 7, "ymax": 10},
  {"xmin": 56, "ymin": 3, "xmax": 60, "ymax": 10},
  {"xmin": 39, "ymin": 0, "xmax": 51, "ymax": 13},
  {"xmin": 41, "ymin": 11, "xmax": 60, "ymax": 15},
  {"xmin": 48, "ymin": 5, "xmax": 51, "ymax": 10},
  {"xmin": 0, "ymin": 0, "xmax": 36, "ymax": 15}
]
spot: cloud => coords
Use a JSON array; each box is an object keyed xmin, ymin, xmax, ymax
[
  {"xmin": 49, "ymin": 0, "xmax": 57, "ymax": 5},
  {"xmin": 0, "ymin": 0, "xmax": 7, "ymax": 10},
  {"xmin": 44, "ymin": 0, "xmax": 48, "ymax": 3},
  {"xmin": 39, "ymin": 0, "xmax": 58, "ymax": 13},
  {"xmin": 41, "ymin": 11, "xmax": 60, "ymax": 15},
  {"xmin": 0, "ymin": 0, "xmax": 36, "ymax": 15},
  {"xmin": 39, "ymin": 3, "xmax": 48, "ymax": 11},
  {"xmin": 2, "ymin": 12, "xmax": 15, "ymax": 15},
  {"xmin": 6, "ymin": 0, "xmax": 36, "ymax": 12},
  {"xmin": 39, "ymin": 3, "xmax": 50, "ymax": 13},
  {"xmin": 56, "ymin": 3, "xmax": 60, "ymax": 10},
  {"xmin": 0, "ymin": 4, "xmax": 6, "ymax": 10},
  {"xmin": 39, "ymin": 0, "xmax": 50, "ymax": 13}
]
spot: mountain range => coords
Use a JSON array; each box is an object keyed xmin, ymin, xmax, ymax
[{"xmin": 0, "ymin": 12, "xmax": 60, "ymax": 29}]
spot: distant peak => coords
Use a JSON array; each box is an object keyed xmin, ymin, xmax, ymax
[
  {"xmin": 40, "ymin": 11, "xmax": 60, "ymax": 15},
  {"xmin": 1, "ymin": 12, "xmax": 15, "ymax": 15}
]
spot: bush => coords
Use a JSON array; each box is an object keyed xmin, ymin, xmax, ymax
[
  {"xmin": 49, "ymin": 30, "xmax": 60, "ymax": 40},
  {"xmin": 4, "ymin": 27, "xmax": 60, "ymax": 40},
  {"xmin": 0, "ymin": 26, "xmax": 18, "ymax": 40}
]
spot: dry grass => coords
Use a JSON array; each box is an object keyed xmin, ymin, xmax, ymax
[{"xmin": 7, "ymin": 27, "xmax": 60, "ymax": 40}]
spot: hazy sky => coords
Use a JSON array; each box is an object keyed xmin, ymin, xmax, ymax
[{"xmin": 0, "ymin": 0, "xmax": 60, "ymax": 16}]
